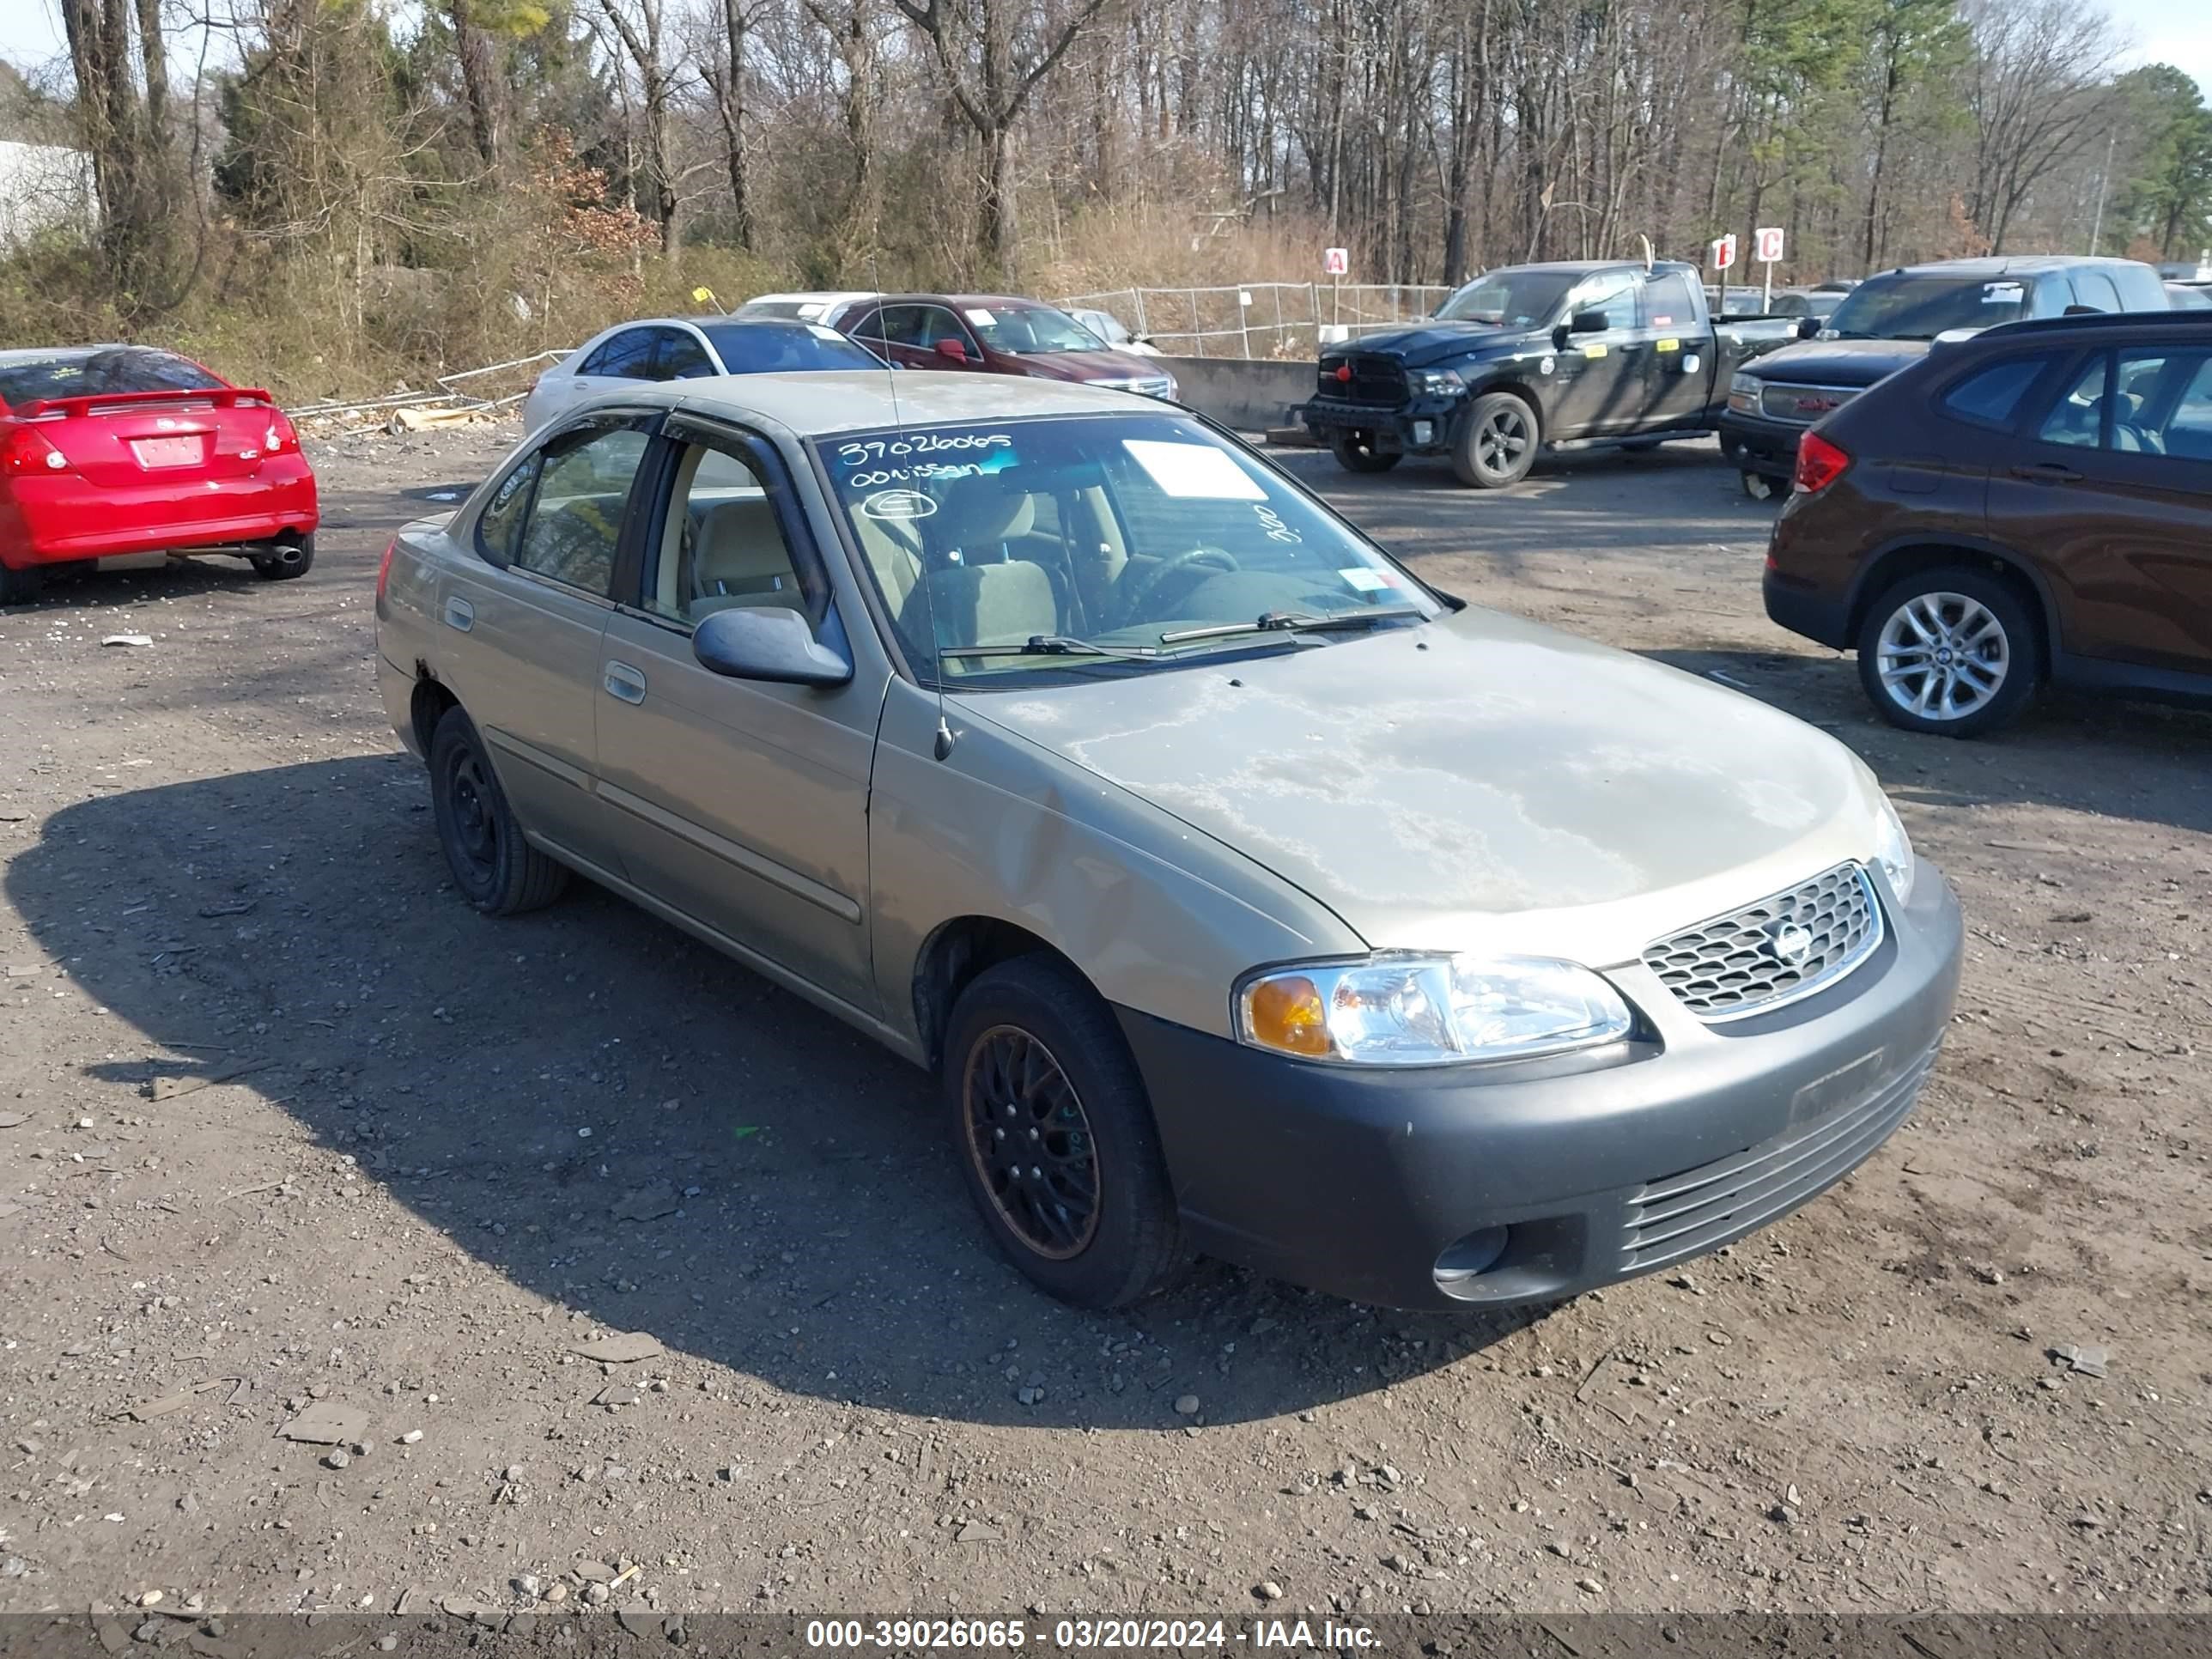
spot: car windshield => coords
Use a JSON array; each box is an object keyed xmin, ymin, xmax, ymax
[
  {"xmin": 0, "ymin": 348, "xmax": 222, "ymax": 407},
  {"xmin": 733, "ymin": 300, "xmax": 811, "ymax": 319},
  {"xmin": 1078, "ymin": 311, "xmax": 1131, "ymax": 344},
  {"xmin": 1826, "ymin": 275, "xmax": 2029, "ymax": 340},
  {"xmin": 963, "ymin": 305, "xmax": 1103, "ymax": 356},
  {"xmin": 700, "ymin": 321, "xmax": 881, "ymax": 372},
  {"xmin": 1435, "ymin": 272, "xmax": 1576, "ymax": 327},
  {"xmin": 814, "ymin": 411, "xmax": 1437, "ymax": 683}
]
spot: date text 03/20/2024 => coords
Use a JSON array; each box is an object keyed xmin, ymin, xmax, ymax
[{"xmin": 801, "ymin": 1620, "xmax": 1381, "ymax": 1650}]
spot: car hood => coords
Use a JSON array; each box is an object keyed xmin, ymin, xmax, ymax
[
  {"xmin": 1338, "ymin": 321, "xmax": 1519, "ymax": 369},
  {"xmin": 1012, "ymin": 350, "xmax": 1170, "ymax": 384},
  {"xmin": 957, "ymin": 606, "xmax": 1889, "ymax": 968},
  {"xmin": 1747, "ymin": 337, "xmax": 1934, "ymax": 386}
]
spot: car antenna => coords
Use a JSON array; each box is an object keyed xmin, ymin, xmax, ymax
[{"xmin": 870, "ymin": 252, "xmax": 955, "ymax": 760}]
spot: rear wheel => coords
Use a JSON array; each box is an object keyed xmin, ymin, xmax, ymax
[
  {"xmin": 251, "ymin": 533, "xmax": 314, "ymax": 581},
  {"xmin": 0, "ymin": 561, "xmax": 43, "ymax": 607},
  {"xmin": 428, "ymin": 706, "xmax": 570, "ymax": 915},
  {"xmin": 1329, "ymin": 432, "xmax": 1401, "ymax": 473},
  {"xmin": 1856, "ymin": 567, "xmax": 2041, "ymax": 738},
  {"xmin": 1450, "ymin": 392, "xmax": 1540, "ymax": 488},
  {"xmin": 944, "ymin": 956, "xmax": 1185, "ymax": 1309}
]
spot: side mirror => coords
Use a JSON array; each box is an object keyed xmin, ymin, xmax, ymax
[
  {"xmin": 692, "ymin": 605, "xmax": 852, "ymax": 688},
  {"xmin": 1796, "ymin": 316, "xmax": 1820, "ymax": 339},
  {"xmin": 934, "ymin": 337, "xmax": 968, "ymax": 362},
  {"xmin": 1568, "ymin": 310, "xmax": 1610, "ymax": 334}
]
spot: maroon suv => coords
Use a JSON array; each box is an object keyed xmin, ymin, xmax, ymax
[
  {"xmin": 1763, "ymin": 307, "xmax": 2212, "ymax": 736},
  {"xmin": 828, "ymin": 295, "xmax": 1178, "ymax": 402}
]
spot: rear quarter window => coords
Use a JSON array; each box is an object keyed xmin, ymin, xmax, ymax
[{"xmin": 1940, "ymin": 356, "xmax": 2051, "ymax": 429}]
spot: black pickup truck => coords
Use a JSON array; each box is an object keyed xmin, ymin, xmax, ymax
[
  {"xmin": 1719, "ymin": 256, "xmax": 2170, "ymax": 497},
  {"xmin": 1297, "ymin": 260, "xmax": 1802, "ymax": 487}
]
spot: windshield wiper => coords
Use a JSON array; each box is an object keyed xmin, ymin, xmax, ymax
[
  {"xmin": 1158, "ymin": 605, "xmax": 1425, "ymax": 647},
  {"xmin": 939, "ymin": 635, "xmax": 1159, "ymax": 661}
]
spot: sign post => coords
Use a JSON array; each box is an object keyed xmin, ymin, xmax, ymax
[
  {"xmin": 1323, "ymin": 246, "xmax": 1349, "ymax": 341},
  {"xmin": 1755, "ymin": 226, "xmax": 1785, "ymax": 308},
  {"xmin": 1710, "ymin": 233, "xmax": 1737, "ymax": 319}
]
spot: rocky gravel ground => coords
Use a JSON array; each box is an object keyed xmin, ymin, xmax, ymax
[{"xmin": 1, "ymin": 422, "xmax": 2207, "ymax": 1638}]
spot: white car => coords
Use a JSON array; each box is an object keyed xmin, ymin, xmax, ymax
[
  {"xmin": 520, "ymin": 316, "xmax": 886, "ymax": 433},
  {"xmin": 734, "ymin": 290, "xmax": 879, "ymax": 322},
  {"xmin": 1066, "ymin": 307, "xmax": 1164, "ymax": 356}
]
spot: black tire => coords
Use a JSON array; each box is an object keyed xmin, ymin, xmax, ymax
[
  {"xmin": 427, "ymin": 706, "xmax": 569, "ymax": 915},
  {"xmin": 1449, "ymin": 392, "xmax": 1540, "ymax": 487},
  {"xmin": 1329, "ymin": 432, "xmax": 1401, "ymax": 473},
  {"xmin": 0, "ymin": 561, "xmax": 43, "ymax": 606},
  {"xmin": 943, "ymin": 955, "xmax": 1185, "ymax": 1309},
  {"xmin": 1855, "ymin": 566, "xmax": 2042, "ymax": 738},
  {"xmin": 251, "ymin": 533, "xmax": 314, "ymax": 581}
]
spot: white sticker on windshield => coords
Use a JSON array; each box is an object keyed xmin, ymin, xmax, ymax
[
  {"xmin": 858, "ymin": 489, "xmax": 937, "ymax": 520},
  {"xmin": 1122, "ymin": 440, "xmax": 1266, "ymax": 500},
  {"xmin": 964, "ymin": 307, "xmax": 997, "ymax": 326},
  {"xmin": 1339, "ymin": 567, "xmax": 1391, "ymax": 592},
  {"xmin": 806, "ymin": 323, "xmax": 845, "ymax": 341},
  {"xmin": 1984, "ymin": 282, "xmax": 2025, "ymax": 303}
]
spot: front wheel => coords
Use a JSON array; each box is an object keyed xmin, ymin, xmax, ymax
[
  {"xmin": 251, "ymin": 533, "xmax": 314, "ymax": 581},
  {"xmin": 1856, "ymin": 568, "xmax": 2041, "ymax": 737},
  {"xmin": 1329, "ymin": 433, "xmax": 1401, "ymax": 473},
  {"xmin": 943, "ymin": 956, "xmax": 1185, "ymax": 1309},
  {"xmin": 1450, "ymin": 392, "xmax": 1540, "ymax": 487},
  {"xmin": 428, "ymin": 706, "xmax": 570, "ymax": 914}
]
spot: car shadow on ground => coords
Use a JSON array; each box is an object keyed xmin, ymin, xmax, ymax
[
  {"xmin": 1645, "ymin": 645, "xmax": 2212, "ymax": 837},
  {"xmin": 7, "ymin": 756, "xmax": 1547, "ymax": 1431}
]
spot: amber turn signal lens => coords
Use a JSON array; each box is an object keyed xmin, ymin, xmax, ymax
[{"xmin": 1244, "ymin": 975, "xmax": 1331, "ymax": 1057}]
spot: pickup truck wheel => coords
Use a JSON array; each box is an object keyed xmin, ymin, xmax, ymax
[
  {"xmin": 428, "ymin": 707, "xmax": 571, "ymax": 915},
  {"xmin": 1855, "ymin": 568, "xmax": 2042, "ymax": 738},
  {"xmin": 1450, "ymin": 392, "xmax": 1539, "ymax": 487},
  {"xmin": 1329, "ymin": 433, "xmax": 1401, "ymax": 473},
  {"xmin": 944, "ymin": 956, "xmax": 1186, "ymax": 1310},
  {"xmin": 250, "ymin": 533, "xmax": 314, "ymax": 580}
]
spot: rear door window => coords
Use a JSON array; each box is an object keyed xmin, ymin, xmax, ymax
[
  {"xmin": 578, "ymin": 330, "xmax": 657, "ymax": 379},
  {"xmin": 1639, "ymin": 272, "xmax": 1698, "ymax": 329},
  {"xmin": 2070, "ymin": 270, "xmax": 2121, "ymax": 313},
  {"xmin": 509, "ymin": 417, "xmax": 653, "ymax": 596},
  {"xmin": 2110, "ymin": 350, "xmax": 2212, "ymax": 459}
]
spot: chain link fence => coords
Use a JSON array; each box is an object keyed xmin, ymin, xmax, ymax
[{"xmin": 1056, "ymin": 282, "xmax": 1452, "ymax": 361}]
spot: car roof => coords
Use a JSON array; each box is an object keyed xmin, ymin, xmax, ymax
[
  {"xmin": 1978, "ymin": 309, "xmax": 2212, "ymax": 343},
  {"xmin": 742, "ymin": 290, "xmax": 875, "ymax": 304},
  {"xmin": 1488, "ymin": 260, "xmax": 1694, "ymax": 276},
  {"xmin": 861, "ymin": 293, "xmax": 1061, "ymax": 310},
  {"xmin": 612, "ymin": 368, "xmax": 1164, "ymax": 435},
  {"xmin": 0, "ymin": 343, "xmax": 165, "ymax": 364},
  {"xmin": 1870, "ymin": 256, "xmax": 2147, "ymax": 278}
]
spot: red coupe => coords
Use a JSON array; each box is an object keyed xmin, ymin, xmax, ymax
[{"xmin": 0, "ymin": 345, "xmax": 319, "ymax": 605}]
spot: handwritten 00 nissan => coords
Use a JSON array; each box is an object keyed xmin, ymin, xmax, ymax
[{"xmin": 373, "ymin": 371, "xmax": 1963, "ymax": 1311}]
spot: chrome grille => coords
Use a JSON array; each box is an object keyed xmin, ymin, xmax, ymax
[
  {"xmin": 1643, "ymin": 863, "xmax": 1881, "ymax": 1020},
  {"xmin": 1620, "ymin": 1037, "xmax": 1940, "ymax": 1272},
  {"xmin": 1759, "ymin": 381, "xmax": 1863, "ymax": 425}
]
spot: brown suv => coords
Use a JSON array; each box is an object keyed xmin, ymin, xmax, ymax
[{"xmin": 1763, "ymin": 309, "xmax": 2212, "ymax": 735}]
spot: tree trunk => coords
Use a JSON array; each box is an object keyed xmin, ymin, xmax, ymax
[{"xmin": 450, "ymin": 0, "xmax": 501, "ymax": 167}]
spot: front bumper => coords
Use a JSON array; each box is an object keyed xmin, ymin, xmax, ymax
[
  {"xmin": 1297, "ymin": 394, "xmax": 1462, "ymax": 456},
  {"xmin": 1717, "ymin": 409, "xmax": 1804, "ymax": 481},
  {"xmin": 0, "ymin": 458, "xmax": 319, "ymax": 568},
  {"xmin": 1120, "ymin": 865, "xmax": 1962, "ymax": 1310}
]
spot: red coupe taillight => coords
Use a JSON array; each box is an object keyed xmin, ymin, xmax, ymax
[
  {"xmin": 1795, "ymin": 430, "xmax": 1850, "ymax": 495},
  {"xmin": 376, "ymin": 538, "xmax": 397, "ymax": 603},
  {"xmin": 0, "ymin": 425, "xmax": 71, "ymax": 477},
  {"xmin": 263, "ymin": 409, "xmax": 300, "ymax": 453}
]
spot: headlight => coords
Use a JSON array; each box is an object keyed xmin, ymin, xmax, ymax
[
  {"xmin": 1412, "ymin": 368, "xmax": 1465, "ymax": 398},
  {"xmin": 1872, "ymin": 796, "xmax": 1917, "ymax": 905},
  {"xmin": 1727, "ymin": 370, "xmax": 1761, "ymax": 413},
  {"xmin": 1236, "ymin": 954, "xmax": 1632, "ymax": 1067}
]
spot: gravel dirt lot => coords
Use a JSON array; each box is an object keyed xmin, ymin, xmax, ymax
[{"xmin": 3, "ymin": 422, "xmax": 2208, "ymax": 1631}]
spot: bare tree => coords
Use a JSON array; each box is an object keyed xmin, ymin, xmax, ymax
[
  {"xmin": 1962, "ymin": 0, "xmax": 2117, "ymax": 251},
  {"xmin": 593, "ymin": 0, "xmax": 681, "ymax": 252}
]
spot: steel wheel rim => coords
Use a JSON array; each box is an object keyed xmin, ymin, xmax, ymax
[
  {"xmin": 1876, "ymin": 592, "xmax": 2008, "ymax": 720},
  {"xmin": 962, "ymin": 1025, "xmax": 1100, "ymax": 1261},
  {"xmin": 1476, "ymin": 408, "xmax": 1529, "ymax": 476},
  {"xmin": 447, "ymin": 750, "xmax": 499, "ymax": 873}
]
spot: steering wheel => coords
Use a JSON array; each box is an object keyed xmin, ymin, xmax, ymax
[{"xmin": 1118, "ymin": 545, "xmax": 1241, "ymax": 624}]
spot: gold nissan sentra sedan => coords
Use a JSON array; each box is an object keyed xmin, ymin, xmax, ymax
[{"xmin": 374, "ymin": 370, "xmax": 1962, "ymax": 1310}]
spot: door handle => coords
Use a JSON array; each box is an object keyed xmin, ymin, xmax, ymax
[
  {"xmin": 603, "ymin": 661, "xmax": 647, "ymax": 705},
  {"xmin": 2009, "ymin": 462, "xmax": 2082, "ymax": 483},
  {"xmin": 442, "ymin": 596, "xmax": 474, "ymax": 632}
]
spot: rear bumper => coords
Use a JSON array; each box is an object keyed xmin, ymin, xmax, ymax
[
  {"xmin": 1717, "ymin": 410, "xmax": 1802, "ymax": 480},
  {"xmin": 1763, "ymin": 564, "xmax": 1854, "ymax": 650},
  {"xmin": 1120, "ymin": 866, "xmax": 1961, "ymax": 1310},
  {"xmin": 1, "ymin": 459, "xmax": 319, "ymax": 568},
  {"xmin": 1297, "ymin": 394, "xmax": 1461, "ymax": 456}
]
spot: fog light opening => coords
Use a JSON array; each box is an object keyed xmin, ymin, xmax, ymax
[
  {"xmin": 1432, "ymin": 1225, "xmax": 1511, "ymax": 1291},
  {"xmin": 1411, "ymin": 420, "xmax": 1433, "ymax": 446}
]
